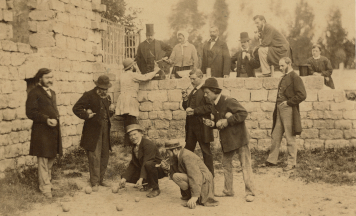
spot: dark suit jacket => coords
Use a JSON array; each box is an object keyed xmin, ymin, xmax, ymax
[
  {"xmin": 212, "ymin": 95, "xmax": 250, "ymax": 152},
  {"xmin": 201, "ymin": 38, "xmax": 231, "ymax": 77},
  {"xmin": 259, "ymin": 23, "xmax": 290, "ymax": 67},
  {"xmin": 26, "ymin": 85, "xmax": 62, "ymax": 158},
  {"xmin": 182, "ymin": 87, "xmax": 214, "ymax": 143},
  {"xmin": 135, "ymin": 39, "xmax": 172, "ymax": 74},
  {"xmin": 72, "ymin": 88, "xmax": 114, "ymax": 151},
  {"xmin": 272, "ymin": 71, "xmax": 307, "ymax": 136},
  {"xmin": 170, "ymin": 149, "xmax": 215, "ymax": 205},
  {"xmin": 231, "ymin": 49, "xmax": 260, "ymax": 77},
  {"xmin": 122, "ymin": 138, "xmax": 162, "ymax": 180}
]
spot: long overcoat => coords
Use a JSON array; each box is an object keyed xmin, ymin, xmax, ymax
[
  {"xmin": 72, "ymin": 88, "xmax": 114, "ymax": 152},
  {"xmin": 26, "ymin": 86, "xmax": 62, "ymax": 158}
]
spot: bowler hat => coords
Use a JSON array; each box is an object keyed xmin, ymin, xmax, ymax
[
  {"xmin": 239, "ymin": 32, "xmax": 250, "ymax": 43},
  {"xmin": 126, "ymin": 124, "xmax": 143, "ymax": 134},
  {"xmin": 123, "ymin": 58, "xmax": 135, "ymax": 70},
  {"xmin": 201, "ymin": 77, "xmax": 221, "ymax": 90},
  {"xmin": 146, "ymin": 24, "xmax": 154, "ymax": 36},
  {"xmin": 94, "ymin": 75, "xmax": 112, "ymax": 89},
  {"xmin": 165, "ymin": 139, "xmax": 181, "ymax": 150}
]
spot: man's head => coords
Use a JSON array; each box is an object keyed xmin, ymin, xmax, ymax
[
  {"xmin": 201, "ymin": 78, "xmax": 222, "ymax": 102},
  {"xmin": 123, "ymin": 58, "xmax": 136, "ymax": 72},
  {"xmin": 253, "ymin": 15, "xmax": 266, "ymax": 31},
  {"xmin": 189, "ymin": 68, "xmax": 204, "ymax": 87},
  {"xmin": 146, "ymin": 24, "xmax": 155, "ymax": 43},
  {"xmin": 239, "ymin": 32, "xmax": 251, "ymax": 50},
  {"xmin": 209, "ymin": 26, "xmax": 219, "ymax": 40},
  {"xmin": 126, "ymin": 124, "xmax": 144, "ymax": 145},
  {"xmin": 165, "ymin": 140, "xmax": 182, "ymax": 157},
  {"xmin": 312, "ymin": 44, "xmax": 321, "ymax": 58},
  {"xmin": 35, "ymin": 68, "xmax": 53, "ymax": 88},
  {"xmin": 94, "ymin": 75, "xmax": 111, "ymax": 98},
  {"xmin": 177, "ymin": 30, "xmax": 188, "ymax": 44},
  {"xmin": 279, "ymin": 57, "xmax": 293, "ymax": 74}
]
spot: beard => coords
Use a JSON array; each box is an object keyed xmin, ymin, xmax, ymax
[
  {"xmin": 96, "ymin": 89, "xmax": 108, "ymax": 98},
  {"xmin": 40, "ymin": 80, "xmax": 52, "ymax": 88}
]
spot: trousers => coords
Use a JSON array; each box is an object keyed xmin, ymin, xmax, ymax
[
  {"xmin": 267, "ymin": 104, "xmax": 297, "ymax": 166},
  {"xmin": 258, "ymin": 47, "xmax": 270, "ymax": 75},
  {"xmin": 172, "ymin": 173, "xmax": 189, "ymax": 190},
  {"xmin": 85, "ymin": 121, "xmax": 110, "ymax": 186},
  {"xmin": 38, "ymin": 157, "xmax": 55, "ymax": 193},
  {"xmin": 222, "ymin": 145, "xmax": 255, "ymax": 196}
]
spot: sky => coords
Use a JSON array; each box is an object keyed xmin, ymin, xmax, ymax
[{"xmin": 126, "ymin": 0, "xmax": 355, "ymax": 49}]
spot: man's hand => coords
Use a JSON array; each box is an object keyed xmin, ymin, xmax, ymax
[
  {"xmin": 109, "ymin": 104, "xmax": 115, "ymax": 112},
  {"xmin": 47, "ymin": 118, "xmax": 57, "ymax": 127},
  {"xmin": 280, "ymin": 101, "xmax": 289, "ymax": 107},
  {"xmin": 135, "ymin": 178, "xmax": 143, "ymax": 188},
  {"xmin": 87, "ymin": 109, "xmax": 96, "ymax": 118},
  {"xmin": 160, "ymin": 160, "xmax": 170, "ymax": 171},
  {"xmin": 224, "ymin": 75, "xmax": 229, "ymax": 78},
  {"xmin": 186, "ymin": 107, "xmax": 194, "ymax": 116},
  {"xmin": 182, "ymin": 90, "xmax": 188, "ymax": 101},
  {"xmin": 216, "ymin": 119, "xmax": 228, "ymax": 130},
  {"xmin": 187, "ymin": 197, "xmax": 199, "ymax": 209},
  {"xmin": 325, "ymin": 77, "xmax": 330, "ymax": 82},
  {"xmin": 119, "ymin": 178, "xmax": 126, "ymax": 188},
  {"xmin": 202, "ymin": 118, "xmax": 215, "ymax": 127},
  {"xmin": 313, "ymin": 72, "xmax": 321, "ymax": 76}
]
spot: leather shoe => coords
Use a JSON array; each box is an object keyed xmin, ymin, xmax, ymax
[
  {"xmin": 215, "ymin": 190, "xmax": 234, "ymax": 197},
  {"xmin": 100, "ymin": 181, "xmax": 111, "ymax": 187},
  {"xmin": 92, "ymin": 185, "xmax": 99, "ymax": 192},
  {"xmin": 146, "ymin": 189, "xmax": 160, "ymax": 198},
  {"xmin": 283, "ymin": 165, "xmax": 295, "ymax": 172},
  {"xmin": 140, "ymin": 184, "xmax": 152, "ymax": 192},
  {"xmin": 258, "ymin": 161, "xmax": 277, "ymax": 168},
  {"xmin": 180, "ymin": 194, "xmax": 191, "ymax": 200}
]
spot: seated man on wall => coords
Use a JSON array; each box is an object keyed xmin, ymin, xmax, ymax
[
  {"xmin": 165, "ymin": 139, "xmax": 219, "ymax": 209},
  {"xmin": 120, "ymin": 124, "xmax": 166, "ymax": 198}
]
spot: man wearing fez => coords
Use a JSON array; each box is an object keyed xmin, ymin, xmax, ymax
[
  {"xmin": 201, "ymin": 78, "xmax": 255, "ymax": 202},
  {"xmin": 231, "ymin": 32, "xmax": 260, "ymax": 78},
  {"xmin": 73, "ymin": 75, "xmax": 115, "ymax": 192},
  {"xmin": 120, "ymin": 124, "xmax": 166, "ymax": 198},
  {"xmin": 260, "ymin": 57, "xmax": 306, "ymax": 171},
  {"xmin": 135, "ymin": 24, "xmax": 172, "ymax": 75},
  {"xmin": 26, "ymin": 68, "xmax": 62, "ymax": 199},
  {"xmin": 254, "ymin": 15, "xmax": 291, "ymax": 77},
  {"xmin": 182, "ymin": 68, "xmax": 214, "ymax": 176},
  {"xmin": 165, "ymin": 140, "xmax": 219, "ymax": 209},
  {"xmin": 201, "ymin": 26, "xmax": 231, "ymax": 78}
]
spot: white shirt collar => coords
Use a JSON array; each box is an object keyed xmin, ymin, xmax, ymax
[
  {"xmin": 313, "ymin": 55, "xmax": 321, "ymax": 60},
  {"xmin": 210, "ymin": 37, "xmax": 219, "ymax": 42},
  {"xmin": 39, "ymin": 84, "xmax": 50, "ymax": 91},
  {"xmin": 195, "ymin": 82, "xmax": 204, "ymax": 90},
  {"xmin": 285, "ymin": 68, "xmax": 294, "ymax": 75},
  {"xmin": 180, "ymin": 41, "xmax": 188, "ymax": 47},
  {"xmin": 214, "ymin": 94, "xmax": 222, "ymax": 105}
]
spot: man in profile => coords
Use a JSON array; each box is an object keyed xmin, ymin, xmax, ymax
[{"xmin": 254, "ymin": 15, "xmax": 291, "ymax": 77}]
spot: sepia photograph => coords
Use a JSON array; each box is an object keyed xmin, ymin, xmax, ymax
[{"xmin": 0, "ymin": 0, "xmax": 355, "ymax": 215}]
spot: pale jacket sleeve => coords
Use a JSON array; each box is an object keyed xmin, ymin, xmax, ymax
[
  {"xmin": 169, "ymin": 45, "xmax": 178, "ymax": 64},
  {"xmin": 131, "ymin": 71, "xmax": 157, "ymax": 82}
]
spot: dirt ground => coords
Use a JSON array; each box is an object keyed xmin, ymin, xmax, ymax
[{"xmin": 23, "ymin": 166, "xmax": 356, "ymax": 216}]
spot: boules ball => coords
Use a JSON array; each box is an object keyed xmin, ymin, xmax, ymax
[
  {"xmin": 85, "ymin": 186, "xmax": 92, "ymax": 194},
  {"xmin": 225, "ymin": 112, "xmax": 232, "ymax": 118},
  {"xmin": 135, "ymin": 197, "xmax": 140, "ymax": 202},
  {"xmin": 116, "ymin": 205, "xmax": 123, "ymax": 211},
  {"xmin": 62, "ymin": 203, "xmax": 70, "ymax": 212},
  {"xmin": 216, "ymin": 121, "xmax": 222, "ymax": 128},
  {"xmin": 87, "ymin": 109, "xmax": 93, "ymax": 114},
  {"xmin": 112, "ymin": 186, "xmax": 119, "ymax": 193}
]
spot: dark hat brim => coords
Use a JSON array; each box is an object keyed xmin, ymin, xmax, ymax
[
  {"xmin": 239, "ymin": 38, "xmax": 251, "ymax": 43},
  {"xmin": 201, "ymin": 84, "xmax": 222, "ymax": 90}
]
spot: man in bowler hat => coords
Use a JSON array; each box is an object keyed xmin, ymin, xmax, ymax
[
  {"xmin": 26, "ymin": 68, "xmax": 62, "ymax": 199},
  {"xmin": 73, "ymin": 75, "xmax": 115, "ymax": 191},
  {"xmin": 201, "ymin": 77, "xmax": 256, "ymax": 202},
  {"xmin": 135, "ymin": 24, "xmax": 172, "ymax": 75},
  {"xmin": 231, "ymin": 32, "xmax": 260, "ymax": 77}
]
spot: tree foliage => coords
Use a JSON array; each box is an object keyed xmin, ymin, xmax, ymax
[{"xmin": 211, "ymin": 0, "xmax": 229, "ymax": 42}]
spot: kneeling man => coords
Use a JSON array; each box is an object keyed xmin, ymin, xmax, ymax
[
  {"xmin": 120, "ymin": 124, "xmax": 166, "ymax": 198},
  {"xmin": 165, "ymin": 140, "xmax": 219, "ymax": 209}
]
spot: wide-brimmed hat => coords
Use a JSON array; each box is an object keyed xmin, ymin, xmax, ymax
[
  {"xmin": 94, "ymin": 75, "xmax": 112, "ymax": 89},
  {"xmin": 239, "ymin": 32, "xmax": 251, "ymax": 43},
  {"xmin": 165, "ymin": 139, "xmax": 181, "ymax": 150},
  {"xmin": 123, "ymin": 58, "xmax": 135, "ymax": 70},
  {"xmin": 146, "ymin": 24, "xmax": 154, "ymax": 36},
  {"xmin": 126, "ymin": 124, "xmax": 143, "ymax": 134},
  {"xmin": 201, "ymin": 77, "xmax": 221, "ymax": 90}
]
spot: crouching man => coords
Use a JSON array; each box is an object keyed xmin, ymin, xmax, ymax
[
  {"xmin": 120, "ymin": 124, "xmax": 166, "ymax": 198},
  {"xmin": 165, "ymin": 140, "xmax": 219, "ymax": 209}
]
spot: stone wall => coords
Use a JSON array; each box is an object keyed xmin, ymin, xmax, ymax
[
  {"xmin": 0, "ymin": 0, "xmax": 121, "ymax": 177},
  {"xmin": 111, "ymin": 76, "xmax": 356, "ymax": 151}
]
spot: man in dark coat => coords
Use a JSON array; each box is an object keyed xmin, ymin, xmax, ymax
[
  {"xmin": 202, "ymin": 78, "xmax": 255, "ymax": 202},
  {"xmin": 26, "ymin": 68, "xmax": 62, "ymax": 199},
  {"xmin": 182, "ymin": 69, "xmax": 214, "ymax": 175},
  {"xmin": 120, "ymin": 124, "xmax": 165, "ymax": 198},
  {"xmin": 201, "ymin": 26, "xmax": 231, "ymax": 78},
  {"xmin": 72, "ymin": 75, "xmax": 115, "ymax": 191},
  {"xmin": 165, "ymin": 140, "xmax": 219, "ymax": 209},
  {"xmin": 231, "ymin": 32, "xmax": 260, "ymax": 77},
  {"xmin": 261, "ymin": 57, "xmax": 306, "ymax": 171},
  {"xmin": 254, "ymin": 15, "xmax": 291, "ymax": 77},
  {"xmin": 135, "ymin": 24, "xmax": 172, "ymax": 75}
]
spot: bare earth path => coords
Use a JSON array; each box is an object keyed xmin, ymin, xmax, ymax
[{"xmin": 23, "ymin": 167, "xmax": 356, "ymax": 216}]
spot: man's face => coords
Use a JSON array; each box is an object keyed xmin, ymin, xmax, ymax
[
  {"xmin": 203, "ymin": 88, "xmax": 218, "ymax": 102},
  {"xmin": 129, "ymin": 130, "xmax": 142, "ymax": 145},
  {"xmin": 279, "ymin": 59, "xmax": 289, "ymax": 74},
  {"xmin": 97, "ymin": 88, "xmax": 108, "ymax": 98},
  {"xmin": 146, "ymin": 35, "xmax": 154, "ymax": 43},
  {"xmin": 254, "ymin": 18, "xmax": 264, "ymax": 31},
  {"xmin": 39, "ymin": 73, "xmax": 53, "ymax": 88},
  {"xmin": 190, "ymin": 74, "xmax": 203, "ymax": 87},
  {"xmin": 210, "ymin": 28, "xmax": 218, "ymax": 40},
  {"xmin": 241, "ymin": 41, "xmax": 250, "ymax": 50},
  {"xmin": 177, "ymin": 34, "xmax": 185, "ymax": 43},
  {"xmin": 312, "ymin": 48, "xmax": 321, "ymax": 58}
]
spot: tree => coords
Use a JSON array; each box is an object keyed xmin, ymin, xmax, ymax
[
  {"xmin": 287, "ymin": 0, "xmax": 315, "ymax": 66},
  {"xmin": 211, "ymin": 0, "xmax": 229, "ymax": 42},
  {"xmin": 100, "ymin": 0, "xmax": 126, "ymax": 22}
]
